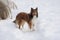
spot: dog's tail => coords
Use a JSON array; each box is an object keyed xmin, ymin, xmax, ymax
[{"xmin": 13, "ymin": 20, "xmax": 16, "ymax": 23}]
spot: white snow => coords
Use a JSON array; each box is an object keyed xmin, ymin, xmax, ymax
[{"xmin": 0, "ymin": 0, "xmax": 60, "ymax": 40}]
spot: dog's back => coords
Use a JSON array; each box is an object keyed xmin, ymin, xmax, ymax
[{"xmin": 16, "ymin": 12, "xmax": 30, "ymax": 22}]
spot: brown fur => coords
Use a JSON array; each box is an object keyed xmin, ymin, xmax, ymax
[{"xmin": 13, "ymin": 8, "xmax": 38, "ymax": 30}]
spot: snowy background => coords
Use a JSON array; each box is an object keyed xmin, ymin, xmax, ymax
[{"xmin": 0, "ymin": 0, "xmax": 60, "ymax": 40}]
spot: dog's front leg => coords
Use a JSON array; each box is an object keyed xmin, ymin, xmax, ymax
[{"xmin": 32, "ymin": 22, "xmax": 37, "ymax": 31}]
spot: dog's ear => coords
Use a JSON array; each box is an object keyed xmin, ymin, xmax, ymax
[
  {"xmin": 31, "ymin": 8, "xmax": 33, "ymax": 12},
  {"xmin": 36, "ymin": 7, "xmax": 38, "ymax": 10},
  {"xmin": 31, "ymin": 8, "xmax": 33, "ymax": 10},
  {"xmin": 31, "ymin": 8, "xmax": 33, "ymax": 11}
]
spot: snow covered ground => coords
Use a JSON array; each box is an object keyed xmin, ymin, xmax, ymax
[{"xmin": 0, "ymin": 0, "xmax": 60, "ymax": 40}]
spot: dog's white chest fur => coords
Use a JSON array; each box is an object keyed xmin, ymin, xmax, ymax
[{"xmin": 32, "ymin": 16, "xmax": 37, "ymax": 26}]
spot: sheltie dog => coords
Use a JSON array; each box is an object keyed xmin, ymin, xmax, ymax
[{"xmin": 13, "ymin": 8, "xmax": 38, "ymax": 31}]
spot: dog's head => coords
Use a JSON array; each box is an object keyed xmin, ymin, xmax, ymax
[{"xmin": 31, "ymin": 8, "xmax": 38, "ymax": 18}]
